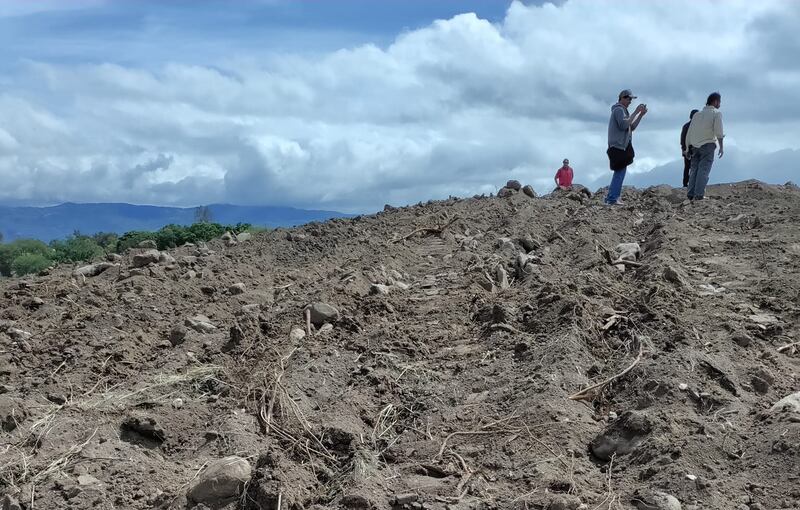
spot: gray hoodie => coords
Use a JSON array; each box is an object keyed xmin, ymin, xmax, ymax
[{"xmin": 607, "ymin": 102, "xmax": 632, "ymax": 150}]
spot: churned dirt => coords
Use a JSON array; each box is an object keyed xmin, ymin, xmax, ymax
[{"xmin": 1, "ymin": 180, "xmax": 800, "ymax": 510}]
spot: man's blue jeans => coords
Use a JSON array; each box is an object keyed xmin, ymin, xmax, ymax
[
  {"xmin": 687, "ymin": 143, "xmax": 716, "ymax": 199},
  {"xmin": 605, "ymin": 168, "xmax": 627, "ymax": 204}
]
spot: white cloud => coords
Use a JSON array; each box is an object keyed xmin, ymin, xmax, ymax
[{"xmin": 0, "ymin": 0, "xmax": 799, "ymax": 211}]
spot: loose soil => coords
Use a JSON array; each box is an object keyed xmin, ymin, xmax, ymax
[{"xmin": 2, "ymin": 180, "xmax": 799, "ymax": 510}]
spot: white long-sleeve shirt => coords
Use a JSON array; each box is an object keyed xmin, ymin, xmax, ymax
[{"xmin": 686, "ymin": 105, "xmax": 724, "ymax": 149}]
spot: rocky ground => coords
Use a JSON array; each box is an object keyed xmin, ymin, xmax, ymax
[{"xmin": 1, "ymin": 180, "xmax": 799, "ymax": 510}]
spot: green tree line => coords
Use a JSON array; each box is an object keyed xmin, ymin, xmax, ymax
[{"xmin": 0, "ymin": 222, "xmax": 253, "ymax": 277}]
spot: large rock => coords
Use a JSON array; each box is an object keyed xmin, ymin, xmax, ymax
[
  {"xmin": 132, "ymin": 249, "xmax": 161, "ymax": 268},
  {"xmin": 185, "ymin": 315, "xmax": 217, "ymax": 333},
  {"xmin": 236, "ymin": 232, "xmax": 252, "ymax": 242},
  {"xmin": 506, "ymin": 179, "xmax": 522, "ymax": 191},
  {"xmin": 590, "ymin": 410, "xmax": 652, "ymax": 461},
  {"xmin": 73, "ymin": 262, "xmax": 117, "ymax": 278},
  {"xmin": 770, "ymin": 392, "xmax": 800, "ymax": 414},
  {"xmin": 0, "ymin": 396, "xmax": 26, "ymax": 432},
  {"xmin": 522, "ymin": 185, "xmax": 537, "ymax": 198},
  {"xmin": 187, "ymin": 456, "xmax": 251, "ymax": 507},
  {"xmin": 138, "ymin": 240, "xmax": 158, "ymax": 249},
  {"xmin": 497, "ymin": 187, "xmax": 515, "ymax": 198},
  {"xmin": 306, "ymin": 302, "xmax": 339, "ymax": 327},
  {"xmin": 158, "ymin": 252, "xmax": 176, "ymax": 265}
]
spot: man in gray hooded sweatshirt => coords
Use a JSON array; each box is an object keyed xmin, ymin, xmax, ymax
[{"xmin": 605, "ymin": 89, "xmax": 647, "ymax": 205}]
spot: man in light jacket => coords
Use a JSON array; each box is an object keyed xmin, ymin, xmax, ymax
[{"xmin": 685, "ymin": 92, "xmax": 724, "ymax": 201}]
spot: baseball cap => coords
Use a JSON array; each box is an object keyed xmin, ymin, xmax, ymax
[{"xmin": 619, "ymin": 89, "xmax": 637, "ymax": 99}]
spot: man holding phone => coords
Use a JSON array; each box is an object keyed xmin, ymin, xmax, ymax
[{"xmin": 605, "ymin": 89, "xmax": 647, "ymax": 205}]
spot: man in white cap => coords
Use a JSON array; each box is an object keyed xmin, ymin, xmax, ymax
[{"xmin": 605, "ymin": 89, "xmax": 647, "ymax": 205}]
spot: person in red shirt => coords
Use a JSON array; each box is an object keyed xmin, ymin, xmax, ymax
[{"xmin": 554, "ymin": 159, "xmax": 574, "ymax": 189}]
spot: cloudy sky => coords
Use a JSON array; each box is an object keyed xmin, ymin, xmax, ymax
[{"xmin": 0, "ymin": 0, "xmax": 798, "ymax": 213}]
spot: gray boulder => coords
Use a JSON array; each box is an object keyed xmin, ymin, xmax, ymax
[
  {"xmin": 74, "ymin": 262, "xmax": 117, "ymax": 278},
  {"xmin": 506, "ymin": 179, "xmax": 522, "ymax": 191},
  {"xmin": 770, "ymin": 392, "xmax": 800, "ymax": 414},
  {"xmin": 522, "ymin": 185, "xmax": 537, "ymax": 198},
  {"xmin": 132, "ymin": 249, "xmax": 161, "ymax": 268},
  {"xmin": 497, "ymin": 187, "xmax": 515, "ymax": 198},
  {"xmin": 138, "ymin": 240, "xmax": 157, "ymax": 249}
]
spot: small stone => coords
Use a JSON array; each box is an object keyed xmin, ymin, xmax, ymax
[
  {"xmin": 187, "ymin": 456, "xmax": 251, "ymax": 506},
  {"xmin": 663, "ymin": 266, "xmax": 686, "ymax": 287},
  {"xmin": 0, "ymin": 396, "xmax": 26, "ymax": 432},
  {"xmin": 550, "ymin": 495, "xmax": 582, "ymax": 510},
  {"xmin": 306, "ymin": 302, "xmax": 339, "ymax": 327},
  {"xmin": 495, "ymin": 266, "xmax": 510, "ymax": 290},
  {"xmin": 318, "ymin": 323, "xmax": 334, "ymax": 334},
  {"xmin": 678, "ymin": 383, "xmax": 689, "ymax": 391},
  {"xmin": 185, "ymin": 315, "xmax": 216, "ymax": 333},
  {"xmin": 369, "ymin": 284, "xmax": 391, "ymax": 295},
  {"xmin": 752, "ymin": 376, "xmax": 771, "ymax": 394},
  {"xmin": 172, "ymin": 398, "xmax": 184, "ymax": 409},
  {"xmin": 686, "ymin": 474, "xmax": 697, "ymax": 481},
  {"xmin": 591, "ymin": 410, "xmax": 652, "ymax": 461},
  {"xmin": 241, "ymin": 304, "xmax": 260, "ymax": 315},
  {"xmin": 229, "ymin": 283, "xmax": 246, "ymax": 295},
  {"xmin": 2, "ymin": 495, "xmax": 22, "ymax": 510},
  {"xmin": 393, "ymin": 493, "xmax": 418, "ymax": 505},
  {"xmin": 522, "ymin": 185, "xmax": 537, "ymax": 198},
  {"xmin": 615, "ymin": 243, "xmax": 641, "ymax": 261},
  {"xmin": 169, "ymin": 325, "xmax": 188, "ymax": 346},
  {"xmin": 7, "ymin": 328, "xmax": 32, "ymax": 341},
  {"xmin": 732, "ymin": 333, "xmax": 752, "ymax": 347},
  {"xmin": 77, "ymin": 474, "xmax": 102, "ymax": 486},
  {"xmin": 289, "ymin": 327, "xmax": 306, "ymax": 342},
  {"xmin": 132, "ymin": 249, "xmax": 161, "ymax": 268},
  {"xmin": 506, "ymin": 179, "xmax": 522, "ymax": 191},
  {"xmin": 633, "ymin": 491, "xmax": 682, "ymax": 510}
]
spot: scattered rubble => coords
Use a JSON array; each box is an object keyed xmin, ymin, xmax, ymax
[{"xmin": 0, "ymin": 181, "xmax": 798, "ymax": 510}]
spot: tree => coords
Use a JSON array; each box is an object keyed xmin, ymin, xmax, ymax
[
  {"xmin": 11, "ymin": 253, "xmax": 52, "ymax": 276},
  {"xmin": 50, "ymin": 235, "xmax": 104, "ymax": 263},
  {"xmin": 0, "ymin": 231, "xmax": 4, "ymax": 243},
  {"xmin": 0, "ymin": 239, "xmax": 53, "ymax": 276},
  {"xmin": 194, "ymin": 205, "xmax": 213, "ymax": 223}
]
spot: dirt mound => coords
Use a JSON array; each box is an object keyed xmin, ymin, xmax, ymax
[{"xmin": 1, "ymin": 181, "xmax": 799, "ymax": 510}]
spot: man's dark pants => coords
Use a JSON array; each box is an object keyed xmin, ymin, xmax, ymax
[{"xmin": 682, "ymin": 156, "xmax": 690, "ymax": 187}]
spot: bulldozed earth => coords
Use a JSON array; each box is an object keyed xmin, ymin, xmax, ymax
[{"xmin": 1, "ymin": 181, "xmax": 800, "ymax": 510}]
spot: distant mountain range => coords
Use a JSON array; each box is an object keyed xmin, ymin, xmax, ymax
[{"xmin": 0, "ymin": 203, "xmax": 352, "ymax": 242}]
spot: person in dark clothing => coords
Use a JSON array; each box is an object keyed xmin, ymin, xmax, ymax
[{"xmin": 680, "ymin": 109, "xmax": 699, "ymax": 187}]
